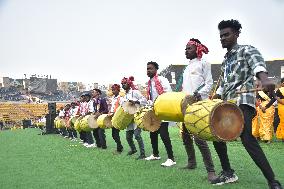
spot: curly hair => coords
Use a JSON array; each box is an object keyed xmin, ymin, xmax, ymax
[
  {"xmin": 189, "ymin": 38, "xmax": 201, "ymax": 44},
  {"xmin": 218, "ymin": 19, "xmax": 242, "ymax": 33},
  {"xmin": 147, "ymin": 61, "xmax": 159, "ymax": 70}
]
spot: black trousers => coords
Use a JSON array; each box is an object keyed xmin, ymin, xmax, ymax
[
  {"xmin": 213, "ymin": 104, "xmax": 275, "ymax": 182},
  {"xmin": 93, "ymin": 128, "xmax": 106, "ymax": 148},
  {"xmin": 150, "ymin": 122, "xmax": 174, "ymax": 160},
  {"xmin": 112, "ymin": 128, "xmax": 123, "ymax": 152}
]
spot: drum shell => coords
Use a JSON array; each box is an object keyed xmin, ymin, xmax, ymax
[
  {"xmin": 97, "ymin": 114, "xmax": 113, "ymax": 129},
  {"xmin": 154, "ymin": 92, "xmax": 186, "ymax": 122},
  {"xmin": 184, "ymin": 99, "xmax": 244, "ymax": 142},
  {"xmin": 111, "ymin": 106, "xmax": 133, "ymax": 130},
  {"xmin": 74, "ymin": 117, "xmax": 82, "ymax": 132},
  {"xmin": 80, "ymin": 115, "xmax": 97, "ymax": 132},
  {"xmin": 56, "ymin": 118, "xmax": 66, "ymax": 129},
  {"xmin": 134, "ymin": 106, "xmax": 161, "ymax": 132}
]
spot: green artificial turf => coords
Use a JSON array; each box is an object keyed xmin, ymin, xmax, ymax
[{"xmin": 0, "ymin": 128, "xmax": 283, "ymax": 189}]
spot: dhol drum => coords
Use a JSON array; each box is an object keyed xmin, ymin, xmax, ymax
[
  {"xmin": 55, "ymin": 118, "xmax": 66, "ymax": 129},
  {"xmin": 111, "ymin": 102, "xmax": 136, "ymax": 130},
  {"xmin": 154, "ymin": 92, "xmax": 188, "ymax": 122},
  {"xmin": 74, "ymin": 116, "xmax": 83, "ymax": 132},
  {"xmin": 97, "ymin": 114, "xmax": 113, "ymax": 129},
  {"xmin": 184, "ymin": 99, "xmax": 244, "ymax": 142},
  {"xmin": 80, "ymin": 115, "xmax": 98, "ymax": 132},
  {"xmin": 134, "ymin": 106, "xmax": 161, "ymax": 132}
]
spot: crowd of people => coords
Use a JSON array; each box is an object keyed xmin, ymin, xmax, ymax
[{"xmin": 43, "ymin": 19, "xmax": 284, "ymax": 189}]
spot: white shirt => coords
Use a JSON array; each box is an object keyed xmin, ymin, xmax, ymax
[
  {"xmin": 69, "ymin": 106, "xmax": 79, "ymax": 117},
  {"xmin": 110, "ymin": 95, "xmax": 123, "ymax": 113},
  {"xmin": 79, "ymin": 100, "xmax": 94, "ymax": 116},
  {"xmin": 123, "ymin": 89, "xmax": 147, "ymax": 105},
  {"xmin": 123, "ymin": 89, "xmax": 147, "ymax": 131},
  {"xmin": 149, "ymin": 76, "xmax": 172, "ymax": 101},
  {"xmin": 182, "ymin": 58, "xmax": 213, "ymax": 100}
]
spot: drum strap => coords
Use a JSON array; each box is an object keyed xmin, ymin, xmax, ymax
[{"xmin": 113, "ymin": 96, "xmax": 120, "ymax": 112}]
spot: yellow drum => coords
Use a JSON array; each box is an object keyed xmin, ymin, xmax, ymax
[
  {"xmin": 74, "ymin": 117, "xmax": 83, "ymax": 132},
  {"xmin": 134, "ymin": 106, "xmax": 161, "ymax": 132},
  {"xmin": 97, "ymin": 114, "xmax": 113, "ymax": 129},
  {"xmin": 55, "ymin": 118, "xmax": 66, "ymax": 129},
  {"xmin": 111, "ymin": 105, "xmax": 134, "ymax": 130},
  {"xmin": 80, "ymin": 115, "xmax": 98, "ymax": 132},
  {"xmin": 154, "ymin": 92, "xmax": 186, "ymax": 122},
  {"xmin": 184, "ymin": 99, "xmax": 244, "ymax": 141}
]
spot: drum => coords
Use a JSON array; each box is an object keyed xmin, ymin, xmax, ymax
[
  {"xmin": 134, "ymin": 106, "xmax": 161, "ymax": 132},
  {"xmin": 111, "ymin": 105, "xmax": 134, "ymax": 130},
  {"xmin": 184, "ymin": 99, "xmax": 244, "ymax": 141},
  {"xmin": 80, "ymin": 115, "xmax": 98, "ymax": 132},
  {"xmin": 74, "ymin": 117, "xmax": 82, "ymax": 132},
  {"xmin": 97, "ymin": 114, "xmax": 113, "ymax": 129},
  {"xmin": 69, "ymin": 116, "xmax": 78, "ymax": 128},
  {"xmin": 122, "ymin": 101, "xmax": 140, "ymax": 114},
  {"xmin": 56, "ymin": 118, "xmax": 66, "ymax": 129},
  {"xmin": 153, "ymin": 92, "xmax": 186, "ymax": 122}
]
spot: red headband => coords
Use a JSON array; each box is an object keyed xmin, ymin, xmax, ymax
[
  {"xmin": 187, "ymin": 40, "xmax": 209, "ymax": 59},
  {"xmin": 121, "ymin": 76, "xmax": 137, "ymax": 90}
]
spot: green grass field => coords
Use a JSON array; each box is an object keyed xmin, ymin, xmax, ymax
[{"xmin": 0, "ymin": 127, "xmax": 283, "ymax": 189}]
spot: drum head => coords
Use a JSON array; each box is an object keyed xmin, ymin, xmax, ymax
[
  {"xmin": 122, "ymin": 101, "xmax": 140, "ymax": 115},
  {"xmin": 103, "ymin": 115, "xmax": 113, "ymax": 128},
  {"xmin": 210, "ymin": 102, "xmax": 244, "ymax": 141},
  {"xmin": 88, "ymin": 115, "xmax": 99, "ymax": 129},
  {"xmin": 143, "ymin": 110, "xmax": 161, "ymax": 132}
]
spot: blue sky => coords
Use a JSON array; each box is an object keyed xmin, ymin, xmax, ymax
[{"xmin": 0, "ymin": 0, "xmax": 283, "ymax": 84}]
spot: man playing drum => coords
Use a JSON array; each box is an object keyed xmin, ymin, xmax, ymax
[
  {"xmin": 92, "ymin": 88, "xmax": 108, "ymax": 149},
  {"xmin": 121, "ymin": 76, "xmax": 147, "ymax": 160},
  {"xmin": 79, "ymin": 93, "xmax": 96, "ymax": 148},
  {"xmin": 144, "ymin": 61, "xmax": 176, "ymax": 167},
  {"xmin": 178, "ymin": 38, "xmax": 216, "ymax": 181},
  {"xmin": 109, "ymin": 84, "xmax": 124, "ymax": 154},
  {"xmin": 211, "ymin": 19, "xmax": 282, "ymax": 189}
]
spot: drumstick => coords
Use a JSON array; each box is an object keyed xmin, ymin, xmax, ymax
[{"xmin": 235, "ymin": 88, "xmax": 263, "ymax": 94}]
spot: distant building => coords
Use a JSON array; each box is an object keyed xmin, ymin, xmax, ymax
[{"xmin": 160, "ymin": 59, "xmax": 284, "ymax": 90}]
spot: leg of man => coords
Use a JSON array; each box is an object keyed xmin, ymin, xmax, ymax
[
  {"xmin": 86, "ymin": 131, "xmax": 94, "ymax": 145},
  {"xmin": 126, "ymin": 130, "xmax": 137, "ymax": 155},
  {"xmin": 182, "ymin": 123, "xmax": 196, "ymax": 169},
  {"xmin": 159, "ymin": 122, "xmax": 174, "ymax": 160},
  {"xmin": 112, "ymin": 128, "xmax": 123, "ymax": 152},
  {"xmin": 134, "ymin": 128, "xmax": 145, "ymax": 159},
  {"xmin": 194, "ymin": 136, "xmax": 216, "ymax": 181},
  {"xmin": 98, "ymin": 128, "xmax": 107, "ymax": 149},
  {"xmin": 150, "ymin": 129, "xmax": 159, "ymax": 157},
  {"xmin": 239, "ymin": 104, "xmax": 278, "ymax": 185},
  {"xmin": 93, "ymin": 128, "xmax": 101, "ymax": 148}
]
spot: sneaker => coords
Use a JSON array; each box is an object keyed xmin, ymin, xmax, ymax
[
  {"xmin": 269, "ymin": 180, "xmax": 283, "ymax": 189},
  {"xmin": 127, "ymin": 150, "xmax": 137, "ymax": 155},
  {"xmin": 145, "ymin": 154, "xmax": 161, "ymax": 161},
  {"xmin": 161, "ymin": 159, "xmax": 176, "ymax": 167},
  {"xmin": 64, "ymin": 136, "xmax": 69, "ymax": 138},
  {"xmin": 86, "ymin": 143, "xmax": 96, "ymax": 148},
  {"xmin": 83, "ymin": 143, "xmax": 89, "ymax": 147},
  {"xmin": 211, "ymin": 170, "xmax": 238, "ymax": 185}
]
